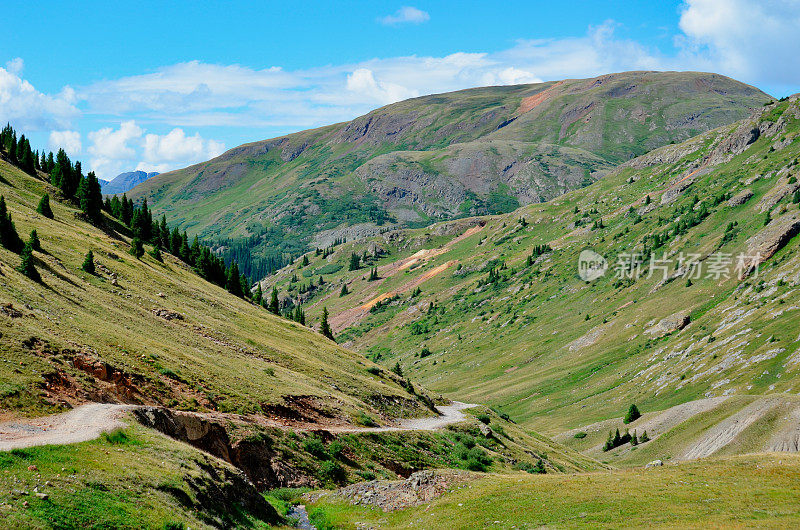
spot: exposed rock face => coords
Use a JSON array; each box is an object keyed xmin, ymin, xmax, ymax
[
  {"xmin": 327, "ymin": 470, "xmax": 471, "ymax": 512},
  {"xmin": 133, "ymin": 407, "xmax": 317, "ymax": 490},
  {"xmin": 744, "ymin": 211, "xmax": 800, "ymax": 274},
  {"xmin": 646, "ymin": 313, "xmax": 690, "ymax": 337},
  {"xmin": 727, "ymin": 189, "xmax": 754, "ymax": 207},
  {"xmin": 756, "ymin": 176, "xmax": 800, "ymax": 213}
]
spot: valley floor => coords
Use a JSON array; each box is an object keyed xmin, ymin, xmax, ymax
[{"xmin": 307, "ymin": 453, "xmax": 800, "ymax": 529}]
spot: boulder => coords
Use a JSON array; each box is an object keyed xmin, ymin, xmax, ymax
[
  {"xmin": 645, "ymin": 459, "xmax": 663, "ymax": 468},
  {"xmin": 743, "ymin": 211, "xmax": 800, "ymax": 276},
  {"xmin": 727, "ymin": 189, "xmax": 753, "ymax": 207},
  {"xmin": 646, "ymin": 312, "xmax": 690, "ymax": 337}
]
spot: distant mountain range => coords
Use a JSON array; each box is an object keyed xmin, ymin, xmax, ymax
[{"xmin": 101, "ymin": 170, "xmax": 159, "ymax": 195}]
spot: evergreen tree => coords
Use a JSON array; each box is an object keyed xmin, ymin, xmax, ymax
[
  {"xmin": 339, "ymin": 283, "xmax": 349, "ymax": 297},
  {"xmin": 225, "ymin": 262, "xmax": 244, "ymax": 297},
  {"xmin": 269, "ymin": 286, "xmax": 280, "ymax": 314},
  {"xmin": 624, "ymin": 404, "xmax": 641, "ymax": 424},
  {"xmin": 613, "ymin": 428, "xmax": 621, "ymax": 447},
  {"xmin": 640, "ymin": 430, "xmax": 650, "ymax": 443},
  {"xmin": 28, "ymin": 229, "xmax": 41, "ymax": 251},
  {"xmin": 368, "ymin": 267, "xmax": 379, "ymax": 281},
  {"xmin": 301, "ymin": 254, "xmax": 309, "ymax": 267},
  {"xmin": 252, "ymin": 283, "xmax": 263, "ymax": 304},
  {"xmin": 320, "ymin": 307, "xmax": 335, "ymax": 341},
  {"xmin": 16, "ymin": 241, "xmax": 40, "ymax": 281},
  {"xmin": 349, "ymin": 252, "xmax": 361, "ymax": 271},
  {"xmin": 391, "ymin": 361, "xmax": 403, "ymax": 377},
  {"xmin": 293, "ymin": 304, "xmax": 306, "ymax": 325},
  {"xmin": 82, "ymin": 250, "xmax": 95, "ymax": 273},
  {"xmin": 149, "ymin": 246, "xmax": 163, "ymax": 262},
  {"xmin": 0, "ymin": 195, "xmax": 23, "ymax": 252},
  {"xmin": 129, "ymin": 237, "xmax": 145, "ymax": 258},
  {"xmin": 631, "ymin": 430, "xmax": 639, "ymax": 446},
  {"xmin": 77, "ymin": 171, "xmax": 104, "ymax": 223}
]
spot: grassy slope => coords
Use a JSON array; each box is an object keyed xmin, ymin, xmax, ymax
[
  {"xmin": 308, "ymin": 453, "xmax": 800, "ymax": 529},
  {"xmin": 0, "ymin": 423, "xmax": 279, "ymax": 528},
  {"xmin": 264, "ymin": 97, "xmax": 800, "ymax": 456},
  {"xmin": 0, "ymin": 157, "xmax": 430, "ymax": 422},
  {"xmin": 129, "ymin": 72, "xmax": 769, "ymax": 265}
]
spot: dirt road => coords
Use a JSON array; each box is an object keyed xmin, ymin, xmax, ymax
[
  {"xmin": 0, "ymin": 402, "xmax": 477, "ymax": 451},
  {"xmin": 0, "ymin": 404, "xmax": 133, "ymax": 451}
]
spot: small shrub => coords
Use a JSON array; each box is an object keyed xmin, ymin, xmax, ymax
[
  {"xmin": 574, "ymin": 432, "xmax": 587, "ymax": 439},
  {"xmin": 303, "ymin": 437, "xmax": 327, "ymax": 459},
  {"xmin": 318, "ymin": 460, "xmax": 347, "ymax": 485},
  {"xmin": 476, "ymin": 414, "xmax": 490, "ymax": 425}
]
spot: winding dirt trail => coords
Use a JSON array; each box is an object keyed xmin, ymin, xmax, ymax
[
  {"xmin": 0, "ymin": 404, "xmax": 134, "ymax": 451},
  {"xmin": 0, "ymin": 402, "xmax": 477, "ymax": 451}
]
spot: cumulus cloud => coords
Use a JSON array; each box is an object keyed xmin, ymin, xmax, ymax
[
  {"xmin": 346, "ymin": 68, "xmax": 419, "ymax": 105},
  {"xmin": 138, "ymin": 128, "xmax": 225, "ymax": 173},
  {"xmin": 0, "ymin": 63, "xmax": 78, "ymax": 131},
  {"xmin": 48, "ymin": 130, "xmax": 82, "ymax": 157},
  {"xmin": 678, "ymin": 0, "xmax": 800, "ymax": 86},
  {"xmin": 83, "ymin": 121, "xmax": 225, "ymax": 178},
  {"xmin": 379, "ymin": 6, "xmax": 430, "ymax": 25}
]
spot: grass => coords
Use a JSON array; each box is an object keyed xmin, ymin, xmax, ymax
[
  {"xmin": 0, "ymin": 157, "xmax": 432, "ymax": 421},
  {"xmin": 0, "ymin": 423, "xmax": 278, "ymax": 528},
  {"xmin": 307, "ymin": 453, "xmax": 800, "ymax": 528},
  {"xmin": 259, "ymin": 96, "xmax": 800, "ymax": 457}
]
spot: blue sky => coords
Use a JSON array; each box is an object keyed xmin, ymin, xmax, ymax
[{"xmin": 1, "ymin": 0, "xmax": 799, "ymax": 180}]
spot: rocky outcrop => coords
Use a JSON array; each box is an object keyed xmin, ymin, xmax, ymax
[
  {"xmin": 133, "ymin": 407, "xmax": 317, "ymax": 490},
  {"xmin": 727, "ymin": 188, "xmax": 754, "ymax": 207},
  {"xmin": 756, "ymin": 176, "xmax": 800, "ymax": 213},
  {"xmin": 326, "ymin": 470, "xmax": 471, "ymax": 512},
  {"xmin": 744, "ymin": 211, "xmax": 800, "ymax": 274},
  {"xmin": 646, "ymin": 313, "xmax": 690, "ymax": 337}
]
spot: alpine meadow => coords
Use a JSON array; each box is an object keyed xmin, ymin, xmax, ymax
[{"xmin": 3, "ymin": 1, "xmax": 800, "ymax": 528}]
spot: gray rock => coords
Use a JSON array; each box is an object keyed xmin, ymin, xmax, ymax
[
  {"xmin": 727, "ymin": 189, "xmax": 753, "ymax": 207},
  {"xmin": 645, "ymin": 459, "xmax": 663, "ymax": 468}
]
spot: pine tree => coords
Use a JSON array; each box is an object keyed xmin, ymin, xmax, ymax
[
  {"xmin": 225, "ymin": 262, "xmax": 244, "ymax": 297},
  {"xmin": 368, "ymin": 267, "xmax": 379, "ymax": 281},
  {"xmin": 77, "ymin": 171, "xmax": 103, "ymax": 223},
  {"xmin": 0, "ymin": 195, "xmax": 23, "ymax": 252},
  {"xmin": 293, "ymin": 304, "xmax": 306, "ymax": 325},
  {"xmin": 28, "ymin": 229, "xmax": 41, "ymax": 251},
  {"xmin": 613, "ymin": 428, "xmax": 621, "ymax": 447},
  {"xmin": 391, "ymin": 361, "xmax": 403, "ymax": 377},
  {"xmin": 603, "ymin": 430, "xmax": 614, "ymax": 452},
  {"xmin": 129, "ymin": 237, "xmax": 145, "ymax": 258},
  {"xmin": 320, "ymin": 307, "xmax": 335, "ymax": 341},
  {"xmin": 339, "ymin": 283, "xmax": 349, "ymax": 297},
  {"xmin": 349, "ymin": 252, "xmax": 361, "ymax": 271},
  {"xmin": 624, "ymin": 404, "xmax": 641, "ymax": 424},
  {"xmin": 17, "ymin": 242, "xmax": 40, "ymax": 281},
  {"xmin": 269, "ymin": 286, "xmax": 280, "ymax": 314},
  {"xmin": 301, "ymin": 254, "xmax": 309, "ymax": 267},
  {"xmin": 631, "ymin": 430, "xmax": 639, "ymax": 446},
  {"xmin": 82, "ymin": 250, "xmax": 95, "ymax": 273},
  {"xmin": 149, "ymin": 246, "xmax": 163, "ymax": 262},
  {"xmin": 252, "ymin": 283, "xmax": 263, "ymax": 304},
  {"xmin": 640, "ymin": 430, "xmax": 650, "ymax": 443}
]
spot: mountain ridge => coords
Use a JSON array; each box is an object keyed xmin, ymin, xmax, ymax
[{"xmin": 128, "ymin": 70, "xmax": 770, "ymax": 278}]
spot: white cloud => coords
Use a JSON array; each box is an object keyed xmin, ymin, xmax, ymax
[
  {"xmin": 48, "ymin": 130, "xmax": 82, "ymax": 157},
  {"xmin": 5, "ymin": 57, "xmax": 24, "ymax": 75},
  {"xmin": 84, "ymin": 120, "xmax": 224, "ymax": 178},
  {"xmin": 379, "ymin": 6, "xmax": 430, "ymax": 25},
  {"xmin": 678, "ymin": 0, "xmax": 800, "ymax": 86},
  {"xmin": 0, "ymin": 64, "xmax": 78, "ymax": 131},
  {"xmin": 346, "ymin": 68, "xmax": 419, "ymax": 104},
  {"xmin": 138, "ymin": 128, "xmax": 225, "ymax": 173}
]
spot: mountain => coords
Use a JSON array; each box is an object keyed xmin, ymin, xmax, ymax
[
  {"xmin": 101, "ymin": 170, "xmax": 159, "ymax": 195},
  {"xmin": 261, "ymin": 95, "xmax": 800, "ymax": 466},
  {"xmin": 0, "ymin": 154, "xmax": 599, "ymax": 526},
  {"xmin": 128, "ymin": 71, "xmax": 770, "ymax": 277}
]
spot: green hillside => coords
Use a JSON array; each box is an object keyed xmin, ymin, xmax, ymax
[
  {"xmin": 129, "ymin": 71, "xmax": 769, "ymax": 277},
  {"xmin": 263, "ymin": 95, "xmax": 800, "ymax": 463},
  {"xmin": 0, "ymin": 153, "xmax": 602, "ymax": 526}
]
